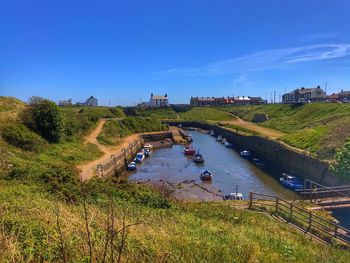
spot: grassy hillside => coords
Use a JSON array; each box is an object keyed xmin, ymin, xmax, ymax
[
  {"xmin": 224, "ymin": 103, "xmax": 350, "ymax": 158},
  {"xmin": 0, "ymin": 96, "xmax": 26, "ymax": 123},
  {"xmin": 0, "ymin": 178, "xmax": 348, "ymax": 262},
  {"xmin": 179, "ymin": 107, "xmax": 236, "ymax": 121},
  {"xmin": 97, "ymin": 117, "xmax": 168, "ymax": 145},
  {"xmin": 137, "ymin": 107, "xmax": 178, "ymax": 119}
]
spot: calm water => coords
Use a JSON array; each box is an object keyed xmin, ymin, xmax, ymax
[
  {"xmin": 331, "ymin": 209, "xmax": 350, "ymax": 229},
  {"xmin": 129, "ymin": 130, "xmax": 296, "ymax": 199}
]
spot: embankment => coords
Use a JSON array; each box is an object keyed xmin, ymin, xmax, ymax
[{"xmin": 167, "ymin": 121, "xmax": 340, "ymax": 186}]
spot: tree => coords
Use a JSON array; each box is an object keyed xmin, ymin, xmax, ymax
[
  {"xmin": 330, "ymin": 141, "xmax": 350, "ymax": 181},
  {"xmin": 26, "ymin": 96, "xmax": 64, "ymax": 143}
]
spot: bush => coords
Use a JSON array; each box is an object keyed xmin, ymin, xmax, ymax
[
  {"xmin": 40, "ymin": 163, "xmax": 80, "ymax": 202},
  {"xmin": 330, "ymin": 141, "xmax": 350, "ymax": 182},
  {"xmin": 26, "ymin": 97, "xmax": 65, "ymax": 143},
  {"xmin": 1, "ymin": 123, "xmax": 48, "ymax": 152}
]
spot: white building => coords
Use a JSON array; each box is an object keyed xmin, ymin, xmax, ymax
[
  {"xmin": 85, "ymin": 96, "xmax": 98, "ymax": 106},
  {"xmin": 149, "ymin": 93, "xmax": 169, "ymax": 107}
]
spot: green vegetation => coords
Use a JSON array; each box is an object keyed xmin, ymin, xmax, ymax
[
  {"xmin": 24, "ymin": 97, "xmax": 65, "ymax": 143},
  {"xmin": 331, "ymin": 141, "xmax": 350, "ymax": 182},
  {"xmin": 222, "ymin": 123, "xmax": 260, "ymax": 136},
  {"xmin": 137, "ymin": 106, "xmax": 178, "ymax": 119},
  {"xmin": 62, "ymin": 105, "xmax": 125, "ymax": 137},
  {"xmin": 179, "ymin": 107, "xmax": 236, "ymax": 121},
  {"xmin": 97, "ymin": 117, "xmax": 168, "ymax": 145},
  {"xmin": 0, "ymin": 178, "xmax": 348, "ymax": 262},
  {"xmin": 223, "ymin": 103, "xmax": 350, "ymax": 158}
]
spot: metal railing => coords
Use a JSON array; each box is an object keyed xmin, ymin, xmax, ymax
[{"xmin": 249, "ymin": 192, "xmax": 350, "ymax": 247}]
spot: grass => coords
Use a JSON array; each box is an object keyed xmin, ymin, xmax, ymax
[
  {"xmin": 97, "ymin": 117, "xmax": 168, "ymax": 145},
  {"xmin": 179, "ymin": 107, "xmax": 236, "ymax": 121},
  {"xmin": 137, "ymin": 107, "xmax": 178, "ymax": 119},
  {"xmin": 222, "ymin": 103, "xmax": 350, "ymax": 158},
  {"xmin": 0, "ymin": 178, "xmax": 348, "ymax": 262}
]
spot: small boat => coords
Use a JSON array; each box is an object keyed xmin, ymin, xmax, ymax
[
  {"xmin": 184, "ymin": 145, "xmax": 196, "ymax": 155},
  {"xmin": 200, "ymin": 169, "xmax": 212, "ymax": 181},
  {"xmin": 144, "ymin": 143, "xmax": 153, "ymax": 150},
  {"xmin": 217, "ymin": 135, "xmax": 223, "ymax": 142},
  {"xmin": 193, "ymin": 151, "xmax": 204, "ymax": 163},
  {"xmin": 127, "ymin": 161, "xmax": 137, "ymax": 171},
  {"xmin": 221, "ymin": 138, "xmax": 227, "ymax": 144},
  {"xmin": 224, "ymin": 141, "xmax": 233, "ymax": 148},
  {"xmin": 223, "ymin": 192, "xmax": 244, "ymax": 200},
  {"xmin": 280, "ymin": 173, "xmax": 304, "ymax": 191},
  {"xmin": 178, "ymin": 124, "xmax": 182, "ymax": 128},
  {"xmin": 135, "ymin": 152, "xmax": 145, "ymax": 163},
  {"xmin": 240, "ymin": 150, "xmax": 251, "ymax": 158},
  {"xmin": 210, "ymin": 130, "xmax": 215, "ymax": 136},
  {"xmin": 187, "ymin": 136, "xmax": 193, "ymax": 143},
  {"xmin": 253, "ymin": 158, "xmax": 266, "ymax": 167},
  {"xmin": 143, "ymin": 148, "xmax": 151, "ymax": 157}
]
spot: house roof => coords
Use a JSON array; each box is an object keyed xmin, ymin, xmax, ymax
[
  {"xmin": 151, "ymin": 95, "xmax": 168, "ymax": 100},
  {"xmin": 286, "ymin": 87, "xmax": 324, "ymax": 95},
  {"xmin": 339, "ymin": 90, "xmax": 350, "ymax": 96}
]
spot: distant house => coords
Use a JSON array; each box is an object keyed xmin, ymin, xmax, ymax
[
  {"xmin": 58, "ymin": 98, "xmax": 72, "ymax": 106},
  {"xmin": 149, "ymin": 93, "xmax": 169, "ymax": 107},
  {"xmin": 338, "ymin": 90, "xmax": 350, "ymax": 103},
  {"xmin": 190, "ymin": 96, "xmax": 266, "ymax": 106},
  {"xmin": 85, "ymin": 96, "xmax": 98, "ymax": 106},
  {"xmin": 327, "ymin": 93, "xmax": 339, "ymax": 102},
  {"xmin": 282, "ymin": 86, "xmax": 326, "ymax": 104}
]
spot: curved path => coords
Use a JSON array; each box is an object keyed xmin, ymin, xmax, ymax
[{"xmin": 78, "ymin": 119, "xmax": 139, "ymax": 181}]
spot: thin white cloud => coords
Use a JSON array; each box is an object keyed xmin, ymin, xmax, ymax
[{"xmin": 161, "ymin": 44, "xmax": 350, "ymax": 76}]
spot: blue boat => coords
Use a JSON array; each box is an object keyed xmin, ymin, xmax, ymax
[
  {"xmin": 193, "ymin": 151, "xmax": 204, "ymax": 163},
  {"xmin": 134, "ymin": 152, "xmax": 145, "ymax": 163},
  {"xmin": 279, "ymin": 173, "xmax": 304, "ymax": 191},
  {"xmin": 127, "ymin": 161, "xmax": 137, "ymax": 171},
  {"xmin": 240, "ymin": 150, "xmax": 251, "ymax": 158}
]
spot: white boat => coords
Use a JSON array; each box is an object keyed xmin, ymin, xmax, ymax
[
  {"xmin": 210, "ymin": 130, "xmax": 215, "ymax": 136},
  {"xmin": 240, "ymin": 150, "xmax": 251, "ymax": 158},
  {"xmin": 127, "ymin": 161, "xmax": 137, "ymax": 171},
  {"xmin": 135, "ymin": 152, "xmax": 145, "ymax": 163},
  {"xmin": 143, "ymin": 148, "xmax": 151, "ymax": 157},
  {"xmin": 217, "ymin": 135, "xmax": 223, "ymax": 142},
  {"xmin": 193, "ymin": 151, "xmax": 204, "ymax": 163},
  {"xmin": 223, "ymin": 192, "xmax": 244, "ymax": 200},
  {"xmin": 224, "ymin": 141, "xmax": 233, "ymax": 148},
  {"xmin": 200, "ymin": 169, "xmax": 212, "ymax": 181},
  {"xmin": 144, "ymin": 143, "xmax": 153, "ymax": 150},
  {"xmin": 221, "ymin": 138, "xmax": 227, "ymax": 144}
]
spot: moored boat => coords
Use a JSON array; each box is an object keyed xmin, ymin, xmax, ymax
[
  {"xmin": 240, "ymin": 150, "xmax": 251, "ymax": 158},
  {"xmin": 253, "ymin": 158, "xmax": 266, "ymax": 167},
  {"xmin": 280, "ymin": 173, "xmax": 303, "ymax": 191},
  {"xmin": 223, "ymin": 192, "xmax": 244, "ymax": 200},
  {"xmin": 221, "ymin": 138, "xmax": 227, "ymax": 144},
  {"xmin": 217, "ymin": 135, "xmax": 223, "ymax": 142},
  {"xmin": 184, "ymin": 145, "xmax": 196, "ymax": 155},
  {"xmin": 143, "ymin": 148, "xmax": 151, "ymax": 157},
  {"xmin": 193, "ymin": 151, "xmax": 204, "ymax": 163},
  {"xmin": 224, "ymin": 141, "xmax": 233, "ymax": 148},
  {"xmin": 144, "ymin": 143, "xmax": 153, "ymax": 150},
  {"xmin": 135, "ymin": 152, "xmax": 145, "ymax": 163},
  {"xmin": 127, "ymin": 161, "xmax": 137, "ymax": 171},
  {"xmin": 200, "ymin": 169, "xmax": 212, "ymax": 181},
  {"xmin": 210, "ymin": 130, "xmax": 215, "ymax": 136}
]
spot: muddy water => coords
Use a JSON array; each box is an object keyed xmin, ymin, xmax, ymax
[{"xmin": 129, "ymin": 130, "xmax": 296, "ymax": 200}]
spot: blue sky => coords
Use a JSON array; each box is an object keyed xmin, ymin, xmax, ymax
[{"xmin": 1, "ymin": 0, "xmax": 350, "ymax": 105}]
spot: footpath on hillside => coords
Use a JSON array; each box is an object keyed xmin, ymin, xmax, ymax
[
  {"xmin": 78, "ymin": 119, "xmax": 139, "ymax": 181},
  {"xmin": 220, "ymin": 113, "xmax": 286, "ymax": 139}
]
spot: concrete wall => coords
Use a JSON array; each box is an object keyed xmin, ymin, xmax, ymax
[{"xmin": 167, "ymin": 121, "xmax": 340, "ymax": 186}]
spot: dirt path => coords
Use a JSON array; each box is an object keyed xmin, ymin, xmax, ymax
[
  {"xmin": 220, "ymin": 115, "xmax": 286, "ymax": 139},
  {"xmin": 78, "ymin": 119, "xmax": 139, "ymax": 181}
]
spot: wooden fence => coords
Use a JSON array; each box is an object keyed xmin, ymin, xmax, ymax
[
  {"xmin": 96, "ymin": 137, "xmax": 143, "ymax": 177},
  {"xmin": 249, "ymin": 192, "xmax": 350, "ymax": 247}
]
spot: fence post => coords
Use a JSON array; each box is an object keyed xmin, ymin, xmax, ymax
[
  {"xmin": 275, "ymin": 197, "xmax": 279, "ymax": 213},
  {"xmin": 334, "ymin": 223, "xmax": 338, "ymax": 239},
  {"xmin": 249, "ymin": 192, "xmax": 253, "ymax": 209},
  {"xmin": 308, "ymin": 212, "xmax": 312, "ymax": 231}
]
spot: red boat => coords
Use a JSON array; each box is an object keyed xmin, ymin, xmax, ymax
[{"xmin": 184, "ymin": 145, "xmax": 196, "ymax": 155}]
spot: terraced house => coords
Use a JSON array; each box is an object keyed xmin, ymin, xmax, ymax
[{"xmin": 282, "ymin": 86, "xmax": 326, "ymax": 103}]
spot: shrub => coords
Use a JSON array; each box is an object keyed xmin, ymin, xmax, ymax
[
  {"xmin": 1, "ymin": 123, "xmax": 48, "ymax": 152},
  {"xmin": 25, "ymin": 97, "xmax": 65, "ymax": 143},
  {"xmin": 330, "ymin": 141, "xmax": 350, "ymax": 182}
]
